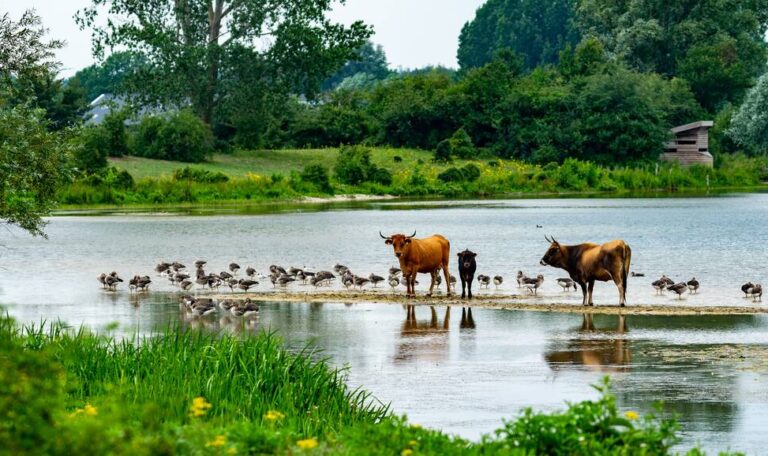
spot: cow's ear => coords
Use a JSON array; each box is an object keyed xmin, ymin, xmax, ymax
[
  {"xmin": 456, "ymin": 252, "xmax": 461, "ymax": 257},
  {"xmin": 384, "ymin": 239, "xmax": 393, "ymax": 245},
  {"xmin": 472, "ymin": 253, "xmax": 477, "ymax": 257}
]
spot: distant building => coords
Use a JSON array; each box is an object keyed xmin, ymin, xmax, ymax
[
  {"xmin": 83, "ymin": 94, "xmax": 172, "ymax": 125},
  {"xmin": 660, "ymin": 121, "xmax": 714, "ymax": 167}
]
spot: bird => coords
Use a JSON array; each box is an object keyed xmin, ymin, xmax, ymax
[
  {"xmin": 155, "ymin": 262, "xmax": 171, "ymax": 275},
  {"xmin": 104, "ymin": 272, "xmax": 123, "ymax": 291},
  {"xmin": 748, "ymin": 284, "xmax": 762, "ymax": 302},
  {"xmin": 369, "ymin": 273, "xmax": 385, "ymax": 287},
  {"xmin": 219, "ymin": 271, "xmax": 234, "ymax": 280},
  {"xmin": 289, "ymin": 267, "xmax": 303, "ymax": 276},
  {"xmin": 226, "ymin": 278, "xmax": 239, "ymax": 292},
  {"xmin": 354, "ymin": 276, "xmax": 370, "ymax": 289},
  {"xmin": 277, "ymin": 276, "xmax": 295, "ymax": 287},
  {"xmin": 557, "ymin": 278, "xmax": 577, "ymax": 292},
  {"xmin": 179, "ymin": 280, "xmax": 193, "ymax": 291},
  {"xmin": 172, "ymin": 262, "xmax": 186, "ymax": 272},
  {"xmin": 523, "ymin": 274, "xmax": 544, "ymax": 295},
  {"xmin": 245, "ymin": 267, "xmax": 256, "ymax": 278},
  {"xmin": 687, "ymin": 277, "xmax": 700, "ymax": 294},
  {"xmin": 477, "ymin": 275, "xmax": 491, "ymax": 288},
  {"xmin": 536, "ymin": 224, "xmax": 543, "ymax": 228},
  {"xmin": 449, "ymin": 275, "xmax": 457, "ymax": 291},
  {"xmin": 269, "ymin": 265, "xmax": 287, "ymax": 275},
  {"xmin": 631, "ymin": 271, "xmax": 645, "ymax": 277},
  {"xmin": 315, "ymin": 270, "xmax": 335, "ymax": 285},
  {"xmin": 231, "ymin": 299, "xmax": 259, "ymax": 317},
  {"xmin": 516, "ymin": 271, "xmax": 526, "ymax": 288},
  {"xmin": 742, "ymin": 282, "xmax": 754, "ymax": 297},
  {"xmin": 218, "ymin": 299, "xmax": 236, "ymax": 312},
  {"xmin": 389, "ymin": 267, "xmax": 401, "ymax": 276},
  {"xmin": 238, "ymin": 279, "xmax": 259, "ymax": 292},
  {"xmin": 652, "ymin": 275, "xmax": 671, "ymax": 294},
  {"xmin": 229, "ymin": 263, "xmax": 240, "ymax": 275},
  {"xmin": 388, "ymin": 275, "xmax": 400, "ymax": 290},
  {"xmin": 97, "ymin": 273, "xmax": 107, "ymax": 289},
  {"xmin": 334, "ymin": 263, "xmax": 349, "ymax": 274},
  {"xmin": 667, "ymin": 282, "xmax": 688, "ymax": 299},
  {"xmin": 493, "ymin": 275, "xmax": 503, "ymax": 288},
  {"xmin": 195, "ymin": 260, "xmax": 207, "ymax": 269}
]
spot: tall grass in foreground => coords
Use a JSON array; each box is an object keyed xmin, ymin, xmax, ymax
[{"xmin": 1, "ymin": 316, "xmax": 740, "ymax": 455}]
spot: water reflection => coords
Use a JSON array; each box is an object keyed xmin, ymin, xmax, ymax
[
  {"xmin": 395, "ymin": 305, "xmax": 452, "ymax": 363},
  {"xmin": 460, "ymin": 307, "xmax": 476, "ymax": 330},
  {"xmin": 545, "ymin": 314, "xmax": 631, "ymax": 373}
]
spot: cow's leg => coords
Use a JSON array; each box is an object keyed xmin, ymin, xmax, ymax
[
  {"xmin": 461, "ymin": 277, "xmax": 466, "ymax": 299},
  {"xmin": 429, "ymin": 306, "xmax": 438, "ymax": 328},
  {"xmin": 579, "ymin": 281, "xmax": 588, "ymax": 306},
  {"xmin": 442, "ymin": 260, "xmax": 452, "ymax": 297},
  {"xmin": 408, "ymin": 272, "xmax": 416, "ymax": 298},
  {"xmin": 427, "ymin": 271, "xmax": 436, "ymax": 297},
  {"xmin": 587, "ymin": 280, "xmax": 595, "ymax": 306},
  {"xmin": 467, "ymin": 274, "xmax": 473, "ymax": 299},
  {"xmin": 443, "ymin": 306, "xmax": 451, "ymax": 329}
]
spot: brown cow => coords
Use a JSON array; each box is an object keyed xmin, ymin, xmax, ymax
[
  {"xmin": 539, "ymin": 236, "xmax": 632, "ymax": 306},
  {"xmin": 380, "ymin": 231, "xmax": 451, "ymax": 298}
]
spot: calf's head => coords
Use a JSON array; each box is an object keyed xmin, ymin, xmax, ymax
[
  {"xmin": 540, "ymin": 236, "xmax": 565, "ymax": 267},
  {"xmin": 457, "ymin": 249, "xmax": 477, "ymax": 270},
  {"xmin": 380, "ymin": 231, "xmax": 416, "ymax": 258}
]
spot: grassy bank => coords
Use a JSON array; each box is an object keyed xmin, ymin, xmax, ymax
[
  {"xmin": 2, "ymin": 315, "xmax": 731, "ymax": 455},
  {"xmin": 57, "ymin": 147, "xmax": 768, "ymax": 207}
]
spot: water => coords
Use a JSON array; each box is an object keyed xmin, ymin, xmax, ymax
[{"xmin": 2, "ymin": 194, "xmax": 768, "ymax": 453}]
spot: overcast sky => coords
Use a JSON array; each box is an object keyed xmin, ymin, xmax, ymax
[{"xmin": 6, "ymin": 0, "xmax": 487, "ymax": 77}]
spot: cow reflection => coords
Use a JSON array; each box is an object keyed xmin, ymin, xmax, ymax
[
  {"xmin": 394, "ymin": 305, "xmax": 451, "ymax": 363},
  {"xmin": 460, "ymin": 307, "xmax": 476, "ymax": 330},
  {"xmin": 545, "ymin": 314, "xmax": 631, "ymax": 373}
]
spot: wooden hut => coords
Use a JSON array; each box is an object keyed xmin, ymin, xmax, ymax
[{"xmin": 660, "ymin": 121, "xmax": 714, "ymax": 167}]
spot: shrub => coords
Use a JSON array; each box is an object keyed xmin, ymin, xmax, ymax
[
  {"xmin": 369, "ymin": 167, "xmax": 393, "ymax": 185},
  {"xmin": 393, "ymin": 155, "xmax": 403, "ymax": 163},
  {"xmin": 100, "ymin": 109, "xmax": 130, "ymax": 157},
  {"xmin": 73, "ymin": 126, "xmax": 109, "ymax": 173},
  {"xmin": 334, "ymin": 145, "xmax": 391, "ymax": 186},
  {"xmin": 172, "ymin": 167, "xmax": 229, "ymax": 183},
  {"xmin": 449, "ymin": 128, "xmax": 475, "ymax": 159},
  {"xmin": 434, "ymin": 139, "xmax": 453, "ymax": 162},
  {"xmin": 437, "ymin": 164, "xmax": 481, "ymax": 183},
  {"xmin": 130, "ymin": 115, "xmax": 164, "ymax": 158},
  {"xmin": 300, "ymin": 164, "xmax": 333, "ymax": 194},
  {"xmin": 131, "ymin": 110, "xmax": 214, "ymax": 162}
]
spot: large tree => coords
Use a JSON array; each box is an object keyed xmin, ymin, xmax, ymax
[
  {"xmin": 457, "ymin": 0, "xmax": 580, "ymax": 70},
  {"xmin": 76, "ymin": 0, "xmax": 372, "ymax": 127},
  {"xmin": 322, "ymin": 41, "xmax": 390, "ymax": 91},
  {"xmin": 577, "ymin": 0, "xmax": 768, "ymax": 111},
  {"xmin": 728, "ymin": 72, "xmax": 768, "ymax": 154},
  {"xmin": 69, "ymin": 51, "xmax": 147, "ymax": 101},
  {"xmin": 1, "ymin": 10, "xmax": 72, "ymax": 236}
]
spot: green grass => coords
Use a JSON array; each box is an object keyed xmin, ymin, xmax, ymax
[
  {"xmin": 1, "ymin": 315, "xmax": 738, "ymax": 455},
  {"xmin": 110, "ymin": 147, "xmax": 437, "ymax": 179}
]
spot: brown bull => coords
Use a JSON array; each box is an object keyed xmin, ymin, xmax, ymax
[
  {"xmin": 539, "ymin": 236, "xmax": 632, "ymax": 306},
  {"xmin": 381, "ymin": 231, "xmax": 451, "ymax": 298}
]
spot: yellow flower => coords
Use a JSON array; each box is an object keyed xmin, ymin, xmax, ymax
[
  {"xmin": 189, "ymin": 396, "xmax": 212, "ymax": 418},
  {"xmin": 227, "ymin": 448, "xmax": 237, "ymax": 455},
  {"xmin": 625, "ymin": 410, "xmax": 639, "ymax": 420},
  {"xmin": 264, "ymin": 410, "xmax": 285, "ymax": 421},
  {"xmin": 206, "ymin": 435, "xmax": 227, "ymax": 447},
  {"xmin": 408, "ymin": 440, "xmax": 418, "ymax": 446},
  {"xmin": 83, "ymin": 404, "xmax": 98, "ymax": 416},
  {"xmin": 296, "ymin": 438, "xmax": 319, "ymax": 450},
  {"xmin": 402, "ymin": 450, "xmax": 413, "ymax": 456}
]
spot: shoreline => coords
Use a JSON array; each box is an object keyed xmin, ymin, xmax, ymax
[{"xmin": 206, "ymin": 290, "xmax": 768, "ymax": 316}]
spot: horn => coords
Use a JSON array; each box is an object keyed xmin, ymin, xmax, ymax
[
  {"xmin": 407, "ymin": 230, "xmax": 417, "ymax": 239},
  {"xmin": 379, "ymin": 231, "xmax": 389, "ymax": 239},
  {"xmin": 545, "ymin": 235, "xmax": 552, "ymax": 243}
]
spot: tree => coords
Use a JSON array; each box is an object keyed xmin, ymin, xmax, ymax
[
  {"xmin": 728, "ymin": 72, "xmax": 768, "ymax": 154},
  {"xmin": 576, "ymin": 0, "xmax": 768, "ymax": 111},
  {"xmin": 69, "ymin": 51, "xmax": 147, "ymax": 101},
  {"xmin": 0, "ymin": 10, "xmax": 71, "ymax": 236},
  {"xmin": 458, "ymin": 0, "xmax": 580, "ymax": 70},
  {"xmin": 8, "ymin": 73, "xmax": 87, "ymax": 130},
  {"xmin": 322, "ymin": 41, "xmax": 390, "ymax": 91},
  {"xmin": 76, "ymin": 0, "xmax": 372, "ymax": 130}
]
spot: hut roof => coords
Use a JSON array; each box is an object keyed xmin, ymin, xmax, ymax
[{"xmin": 671, "ymin": 121, "xmax": 713, "ymax": 134}]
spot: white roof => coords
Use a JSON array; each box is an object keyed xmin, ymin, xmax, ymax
[{"xmin": 671, "ymin": 121, "xmax": 714, "ymax": 134}]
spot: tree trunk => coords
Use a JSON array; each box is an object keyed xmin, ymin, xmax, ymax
[{"xmin": 200, "ymin": 0, "xmax": 226, "ymax": 125}]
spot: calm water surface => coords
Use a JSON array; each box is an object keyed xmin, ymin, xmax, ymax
[{"xmin": 2, "ymin": 195, "xmax": 768, "ymax": 453}]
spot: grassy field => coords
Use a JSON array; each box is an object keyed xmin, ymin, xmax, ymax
[{"xmin": 110, "ymin": 148, "xmax": 438, "ymax": 179}]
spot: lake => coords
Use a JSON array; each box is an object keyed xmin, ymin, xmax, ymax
[{"xmin": 2, "ymin": 194, "xmax": 768, "ymax": 453}]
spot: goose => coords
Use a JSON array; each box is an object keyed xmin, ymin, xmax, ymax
[
  {"xmin": 667, "ymin": 282, "xmax": 687, "ymax": 299},
  {"xmin": 97, "ymin": 273, "xmax": 107, "ymax": 289},
  {"xmin": 192, "ymin": 299, "xmax": 217, "ymax": 317},
  {"xmin": 652, "ymin": 275, "xmax": 671, "ymax": 294},
  {"xmin": 288, "ymin": 267, "xmax": 303, "ymax": 276},
  {"xmin": 748, "ymin": 284, "xmax": 762, "ymax": 302},
  {"xmin": 105, "ymin": 274, "xmax": 123, "ymax": 291},
  {"xmin": 137, "ymin": 275, "xmax": 152, "ymax": 292},
  {"xmin": 231, "ymin": 299, "xmax": 259, "ymax": 317},
  {"xmin": 218, "ymin": 299, "xmax": 236, "ymax": 312},
  {"xmin": 296, "ymin": 270, "xmax": 307, "ymax": 283},
  {"xmin": 226, "ymin": 278, "xmax": 238, "ymax": 292},
  {"xmin": 315, "ymin": 271, "xmax": 335, "ymax": 285},
  {"xmin": 400, "ymin": 276, "xmax": 419, "ymax": 287},
  {"xmin": 172, "ymin": 262, "xmax": 186, "ymax": 272},
  {"xmin": 354, "ymin": 276, "xmax": 370, "ymax": 289},
  {"xmin": 343, "ymin": 276, "xmax": 355, "ymax": 289},
  {"xmin": 631, "ymin": 271, "xmax": 645, "ymax": 277},
  {"xmin": 179, "ymin": 279, "xmax": 193, "ymax": 291},
  {"xmin": 219, "ymin": 271, "xmax": 234, "ymax": 280},
  {"xmin": 389, "ymin": 267, "xmax": 402, "ymax": 276},
  {"xmin": 229, "ymin": 263, "xmax": 240, "ymax": 275},
  {"xmin": 493, "ymin": 275, "xmax": 503, "ymax": 288},
  {"xmin": 523, "ymin": 274, "xmax": 544, "ymax": 295},
  {"xmin": 238, "ymin": 279, "xmax": 259, "ymax": 292},
  {"xmin": 557, "ymin": 278, "xmax": 577, "ymax": 292},
  {"xmin": 388, "ymin": 275, "xmax": 400, "ymax": 290},
  {"xmin": 477, "ymin": 275, "xmax": 491, "ymax": 288},
  {"xmin": 310, "ymin": 276, "xmax": 323, "ymax": 288},
  {"xmin": 687, "ymin": 277, "xmax": 700, "ymax": 294},
  {"xmin": 434, "ymin": 274, "xmax": 442, "ymax": 286},
  {"xmin": 196, "ymin": 276, "xmax": 210, "ymax": 289},
  {"xmin": 277, "ymin": 276, "xmax": 295, "ymax": 287},
  {"xmin": 179, "ymin": 294, "xmax": 195, "ymax": 311},
  {"xmin": 194, "ymin": 260, "xmax": 207, "ymax": 269},
  {"xmin": 369, "ymin": 273, "xmax": 385, "ymax": 287},
  {"xmin": 245, "ymin": 267, "xmax": 256, "ymax": 278},
  {"xmin": 172, "ymin": 272, "xmax": 190, "ymax": 284},
  {"xmin": 742, "ymin": 282, "xmax": 754, "ymax": 297},
  {"xmin": 334, "ymin": 263, "xmax": 349, "ymax": 273},
  {"xmin": 129, "ymin": 275, "xmax": 140, "ymax": 292},
  {"xmin": 449, "ymin": 275, "xmax": 457, "ymax": 292},
  {"xmin": 155, "ymin": 262, "xmax": 171, "ymax": 275},
  {"xmin": 516, "ymin": 271, "xmax": 526, "ymax": 288}
]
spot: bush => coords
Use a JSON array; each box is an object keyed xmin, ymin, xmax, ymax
[
  {"xmin": 300, "ymin": 164, "xmax": 333, "ymax": 194},
  {"xmin": 334, "ymin": 145, "xmax": 391, "ymax": 186},
  {"xmin": 434, "ymin": 139, "xmax": 453, "ymax": 162},
  {"xmin": 74, "ymin": 126, "xmax": 109, "ymax": 173},
  {"xmin": 437, "ymin": 164, "xmax": 481, "ymax": 183},
  {"xmin": 100, "ymin": 109, "xmax": 130, "ymax": 157},
  {"xmin": 131, "ymin": 110, "xmax": 214, "ymax": 162},
  {"xmin": 172, "ymin": 167, "xmax": 229, "ymax": 183},
  {"xmin": 449, "ymin": 128, "xmax": 475, "ymax": 159}
]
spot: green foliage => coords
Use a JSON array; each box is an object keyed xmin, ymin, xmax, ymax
[
  {"xmin": 68, "ymin": 51, "xmax": 145, "ymax": 101},
  {"xmin": 100, "ymin": 108, "xmax": 129, "ymax": 157},
  {"xmin": 8, "ymin": 73, "xmax": 87, "ymax": 130},
  {"xmin": 458, "ymin": 0, "xmax": 580, "ymax": 70},
  {"xmin": 172, "ymin": 167, "xmax": 229, "ymax": 184},
  {"xmin": 438, "ymin": 164, "xmax": 481, "ymax": 183},
  {"xmin": 449, "ymin": 128, "xmax": 475, "ymax": 159},
  {"xmin": 131, "ymin": 111, "xmax": 214, "ymax": 163},
  {"xmin": 300, "ymin": 164, "xmax": 333, "ymax": 194},
  {"xmin": 334, "ymin": 145, "xmax": 391, "ymax": 185},
  {"xmin": 434, "ymin": 139, "xmax": 453, "ymax": 162},
  {"xmin": 73, "ymin": 126, "xmax": 109, "ymax": 173},
  {"xmin": 576, "ymin": 0, "xmax": 768, "ymax": 111},
  {"xmin": 323, "ymin": 41, "xmax": 391, "ymax": 91},
  {"xmin": 728, "ymin": 72, "xmax": 768, "ymax": 155},
  {"xmin": 0, "ymin": 105, "xmax": 72, "ymax": 236},
  {"xmin": 76, "ymin": 0, "xmax": 372, "ymax": 134}
]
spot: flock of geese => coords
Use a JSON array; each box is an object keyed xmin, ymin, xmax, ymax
[{"xmin": 98, "ymin": 260, "xmax": 764, "ymax": 306}]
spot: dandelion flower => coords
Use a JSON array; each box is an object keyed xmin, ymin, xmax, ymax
[
  {"xmin": 625, "ymin": 410, "xmax": 639, "ymax": 420},
  {"xmin": 206, "ymin": 435, "xmax": 227, "ymax": 447},
  {"xmin": 408, "ymin": 440, "xmax": 418, "ymax": 446},
  {"xmin": 401, "ymin": 450, "xmax": 413, "ymax": 456},
  {"xmin": 296, "ymin": 438, "xmax": 318, "ymax": 450},
  {"xmin": 189, "ymin": 396, "xmax": 212, "ymax": 418},
  {"xmin": 83, "ymin": 404, "xmax": 98, "ymax": 416},
  {"xmin": 264, "ymin": 410, "xmax": 285, "ymax": 421}
]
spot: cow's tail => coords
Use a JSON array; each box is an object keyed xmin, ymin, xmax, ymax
[{"xmin": 622, "ymin": 243, "xmax": 632, "ymax": 299}]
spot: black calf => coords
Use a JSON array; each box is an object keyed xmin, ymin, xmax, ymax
[{"xmin": 457, "ymin": 249, "xmax": 477, "ymax": 299}]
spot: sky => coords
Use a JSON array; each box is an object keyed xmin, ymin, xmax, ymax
[{"xmin": 6, "ymin": 0, "xmax": 487, "ymax": 77}]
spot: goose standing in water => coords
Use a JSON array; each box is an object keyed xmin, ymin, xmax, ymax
[
  {"xmin": 748, "ymin": 284, "xmax": 762, "ymax": 302},
  {"xmin": 742, "ymin": 282, "xmax": 754, "ymax": 297},
  {"xmin": 245, "ymin": 267, "xmax": 256, "ymax": 278},
  {"xmin": 687, "ymin": 277, "xmax": 700, "ymax": 294},
  {"xmin": 493, "ymin": 275, "xmax": 503, "ymax": 288},
  {"xmin": 98, "ymin": 273, "xmax": 107, "ymax": 289},
  {"xmin": 652, "ymin": 276, "xmax": 671, "ymax": 294},
  {"xmin": 105, "ymin": 273, "xmax": 123, "ymax": 291},
  {"xmin": 238, "ymin": 279, "xmax": 259, "ymax": 292},
  {"xmin": 388, "ymin": 275, "xmax": 400, "ymax": 290},
  {"xmin": 277, "ymin": 276, "xmax": 295, "ymax": 287},
  {"xmin": 389, "ymin": 267, "xmax": 401, "ymax": 276},
  {"xmin": 179, "ymin": 279, "xmax": 193, "ymax": 291},
  {"xmin": 667, "ymin": 282, "xmax": 687, "ymax": 299},
  {"xmin": 477, "ymin": 275, "xmax": 491, "ymax": 288},
  {"xmin": 369, "ymin": 273, "xmax": 385, "ymax": 287},
  {"xmin": 631, "ymin": 271, "xmax": 645, "ymax": 277},
  {"xmin": 516, "ymin": 271, "xmax": 526, "ymax": 288},
  {"xmin": 195, "ymin": 260, "xmax": 207, "ymax": 269},
  {"xmin": 231, "ymin": 299, "xmax": 259, "ymax": 317},
  {"xmin": 524, "ymin": 274, "xmax": 544, "ymax": 295},
  {"xmin": 557, "ymin": 278, "xmax": 577, "ymax": 292},
  {"xmin": 229, "ymin": 263, "xmax": 240, "ymax": 275}
]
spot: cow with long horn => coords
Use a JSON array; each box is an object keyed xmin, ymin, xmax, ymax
[
  {"xmin": 381, "ymin": 230, "xmax": 452, "ymax": 298},
  {"xmin": 540, "ymin": 236, "xmax": 632, "ymax": 307}
]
